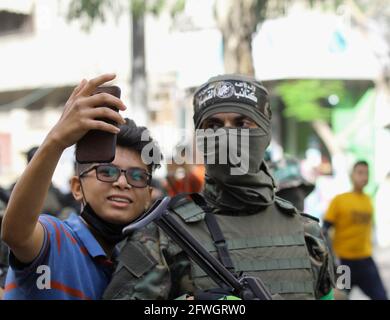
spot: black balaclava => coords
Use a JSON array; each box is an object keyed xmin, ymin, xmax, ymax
[{"xmin": 193, "ymin": 74, "xmax": 275, "ymax": 214}]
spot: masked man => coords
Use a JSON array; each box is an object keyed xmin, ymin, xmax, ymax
[{"xmin": 104, "ymin": 74, "xmax": 335, "ymax": 300}]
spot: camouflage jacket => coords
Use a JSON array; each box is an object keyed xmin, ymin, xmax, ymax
[{"xmin": 103, "ymin": 199, "xmax": 335, "ymax": 300}]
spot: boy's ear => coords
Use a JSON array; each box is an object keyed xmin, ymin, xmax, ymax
[{"xmin": 70, "ymin": 176, "xmax": 83, "ymax": 202}]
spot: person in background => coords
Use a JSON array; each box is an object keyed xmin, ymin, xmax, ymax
[
  {"xmin": 0, "ymin": 187, "xmax": 9, "ymax": 206},
  {"xmin": 9, "ymin": 146, "xmax": 66, "ymax": 218},
  {"xmin": 323, "ymin": 160, "xmax": 388, "ymax": 300},
  {"xmin": 267, "ymin": 154, "xmax": 314, "ymax": 212},
  {"xmin": 149, "ymin": 178, "xmax": 167, "ymax": 203},
  {"xmin": 165, "ymin": 163, "xmax": 204, "ymax": 197}
]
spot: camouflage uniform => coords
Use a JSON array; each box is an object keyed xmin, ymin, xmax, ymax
[
  {"xmin": 103, "ymin": 223, "xmax": 173, "ymax": 299},
  {"xmin": 103, "ymin": 74, "xmax": 335, "ymax": 300},
  {"xmin": 103, "ymin": 197, "xmax": 335, "ymax": 300}
]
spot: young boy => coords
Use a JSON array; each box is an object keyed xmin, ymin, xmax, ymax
[{"xmin": 1, "ymin": 74, "xmax": 160, "ymax": 299}]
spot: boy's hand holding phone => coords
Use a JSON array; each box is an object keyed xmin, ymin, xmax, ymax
[
  {"xmin": 76, "ymin": 85, "xmax": 122, "ymax": 163},
  {"xmin": 47, "ymin": 74, "xmax": 126, "ymax": 152}
]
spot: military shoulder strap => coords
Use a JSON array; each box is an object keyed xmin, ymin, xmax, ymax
[
  {"xmin": 169, "ymin": 193, "xmax": 205, "ymax": 223},
  {"xmin": 274, "ymin": 196, "xmax": 298, "ymax": 216},
  {"xmin": 204, "ymin": 212, "xmax": 235, "ymax": 271},
  {"xmin": 300, "ymin": 212, "xmax": 320, "ymax": 223},
  {"xmin": 169, "ymin": 193, "xmax": 235, "ymax": 271}
]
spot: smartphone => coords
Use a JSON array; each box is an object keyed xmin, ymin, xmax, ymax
[{"xmin": 75, "ymin": 85, "xmax": 121, "ymax": 164}]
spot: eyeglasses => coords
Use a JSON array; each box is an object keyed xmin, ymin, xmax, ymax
[{"xmin": 80, "ymin": 164, "xmax": 151, "ymax": 188}]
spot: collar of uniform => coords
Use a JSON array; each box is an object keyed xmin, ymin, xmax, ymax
[{"xmin": 64, "ymin": 213, "xmax": 107, "ymax": 258}]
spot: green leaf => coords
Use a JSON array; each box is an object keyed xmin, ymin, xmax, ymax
[
  {"xmin": 276, "ymin": 80, "xmax": 346, "ymax": 122},
  {"xmin": 170, "ymin": 0, "xmax": 186, "ymax": 18}
]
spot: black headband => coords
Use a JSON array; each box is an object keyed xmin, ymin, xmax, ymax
[{"xmin": 193, "ymin": 74, "xmax": 271, "ymax": 129}]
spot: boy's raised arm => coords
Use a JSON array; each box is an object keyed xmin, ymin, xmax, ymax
[{"xmin": 1, "ymin": 74, "xmax": 126, "ymax": 263}]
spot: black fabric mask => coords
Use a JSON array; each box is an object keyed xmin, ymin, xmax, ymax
[
  {"xmin": 80, "ymin": 203, "xmax": 128, "ymax": 245},
  {"xmin": 197, "ymin": 127, "xmax": 275, "ymax": 214}
]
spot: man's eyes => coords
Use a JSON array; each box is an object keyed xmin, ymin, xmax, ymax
[
  {"xmin": 203, "ymin": 119, "xmax": 255, "ymax": 129},
  {"xmin": 236, "ymin": 120, "xmax": 253, "ymax": 128},
  {"xmin": 204, "ymin": 122, "xmax": 223, "ymax": 130}
]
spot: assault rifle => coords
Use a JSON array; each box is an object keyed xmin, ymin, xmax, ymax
[{"xmin": 123, "ymin": 196, "xmax": 274, "ymax": 300}]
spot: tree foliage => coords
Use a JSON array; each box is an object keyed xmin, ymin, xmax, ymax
[
  {"xmin": 276, "ymin": 80, "xmax": 346, "ymax": 122},
  {"xmin": 66, "ymin": 0, "xmax": 121, "ymax": 29},
  {"xmin": 66, "ymin": 0, "xmax": 185, "ymax": 30},
  {"xmin": 214, "ymin": 0, "xmax": 268, "ymax": 75}
]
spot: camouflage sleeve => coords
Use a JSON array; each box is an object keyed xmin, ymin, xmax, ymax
[
  {"xmin": 300, "ymin": 213, "xmax": 336, "ymax": 299},
  {"xmin": 158, "ymin": 230, "xmax": 195, "ymax": 299},
  {"xmin": 103, "ymin": 223, "xmax": 193, "ymax": 300},
  {"xmin": 103, "ymin": 223, "xmax": 171, "ymax": 300}
]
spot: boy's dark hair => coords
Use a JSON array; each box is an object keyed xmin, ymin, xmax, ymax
[
  {"xmin": 352, "ymin": 160, "xmax": 369, "ymax": 171},
  {"xmin": 76, "ymin": 118, "xmax": 162, "ymax": 175},
  {"xmin": 25, "ymin": 146, "xmax": 39, "ymax": 163}
]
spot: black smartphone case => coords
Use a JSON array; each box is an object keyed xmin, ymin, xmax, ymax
[{"xmin": 75, "ymin": 86, "xmax": 121, "ymax": 164}]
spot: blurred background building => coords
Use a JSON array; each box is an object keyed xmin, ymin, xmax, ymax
[{"xmin": 0, "ymin": 0, "xmax": 390, "ymax": 253}]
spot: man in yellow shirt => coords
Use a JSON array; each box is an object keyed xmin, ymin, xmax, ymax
[{"xmin": 323, "ymin": 160, "xmax": 387, "ymax": 299}]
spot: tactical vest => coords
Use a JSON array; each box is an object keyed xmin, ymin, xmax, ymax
[{"xmin": 169, "ymin": 197, "xmax": 316, "ymax": 300}]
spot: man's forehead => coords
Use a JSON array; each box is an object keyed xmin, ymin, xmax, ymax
[{"xmin": 205, "ymin": 112, "xmax": 254, "ymax": 121}]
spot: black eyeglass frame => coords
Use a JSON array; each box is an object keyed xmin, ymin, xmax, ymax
[{"xmin": 79, "ymin": 164, "xmax": 152, "ymax": 188}]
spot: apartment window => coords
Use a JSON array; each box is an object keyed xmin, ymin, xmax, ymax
[{"xmin": 0, "ymin": 10, "xmax": 33, "ymax": 36}]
